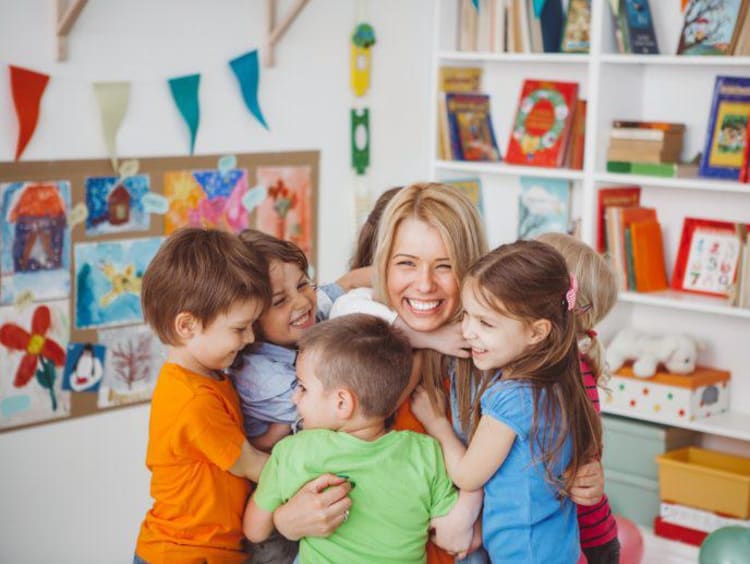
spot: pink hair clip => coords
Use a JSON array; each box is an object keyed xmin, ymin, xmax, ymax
[{"xmin": 566, "ymin": 274, "xmax": 578, "ymax": 312}]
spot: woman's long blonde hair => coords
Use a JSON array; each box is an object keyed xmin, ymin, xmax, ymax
[{"xmin": 372, "ymin": 182, "xmax": 488, "ymax": 434}]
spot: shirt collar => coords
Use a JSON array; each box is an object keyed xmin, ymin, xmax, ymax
[{"xmin": 254, "ymin": 341, "xmax": 298, "ymax": 365}]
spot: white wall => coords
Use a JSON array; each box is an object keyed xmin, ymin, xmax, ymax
[{"xmin": 0, "ymin": 1, "xmax": 434, "ymax": 562}]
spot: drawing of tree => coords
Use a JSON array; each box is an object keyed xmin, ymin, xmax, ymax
[
  {"xmin": 109, "ymin": 333, "xmax": 154, "ymax": 390},
  {"xmin": 679, "ymin": 0, "xmax": 732, "ymax": 53}
]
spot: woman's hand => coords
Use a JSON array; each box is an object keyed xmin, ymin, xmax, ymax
[
  {"xmin": 273, "ymin": 474, "xmax": 353, "ymax": 540},
  {"xmin": 568, "ymin": 460, "xmax": 604, "ymax": 506},
  {"xmin": 397, "ymin": 319, "xmax": 471, "ymax": 358},
  {"xmin": 410, "ymin": 385, "xmax": 450, "ymax": 437}
]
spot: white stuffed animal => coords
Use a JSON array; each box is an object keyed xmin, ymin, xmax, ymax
[{"xmin": 606, "ymin": 328, "xmax": 704, "ymax": 379}]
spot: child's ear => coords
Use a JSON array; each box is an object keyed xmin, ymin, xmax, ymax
[
  {"xmin": 528, "ymin": 318, "xmax": 552, "ymax": 345},
  {"xmin": 335, "ymin": 388, "xmax": 357, "ymax": 420},
  {"xmin": 175, "ymin": 312, "xmax": 199, "ymax": 340}
]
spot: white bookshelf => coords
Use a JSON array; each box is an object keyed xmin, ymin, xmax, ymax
[{"xmin": 429, "ymin": 0, "xmax": 750, "ymax": 450}]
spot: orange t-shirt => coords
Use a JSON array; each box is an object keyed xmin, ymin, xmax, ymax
[
  {"xmin": 393, "ymin": 380, "xmax": 455, "ymax": 564},
  {"xmin": 135, "ymin": 363, "xmax": 251, "ymax": 564}
]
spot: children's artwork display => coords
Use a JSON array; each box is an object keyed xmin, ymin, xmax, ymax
[
  {"xmin": 1, "ymin": 181, "xmax": 71, "ymax": 306},
  {"xmin": 255, "ymin": 166, "xmax": 314, "ymax": 259},
  {"xmin": 74, "ymin": 237, "xmax": 164, "ymax": 329},
  {"xmin": 85, "ymin": 175, "xmax": 151, "ymax": 235},
  {"xmin": 0, "ymin": 301, "xmax": 71, "ymax": 430},
  {"xmin": 0, "ymin": 151, "xmax": 319, "ymax": 433},
  {"xmin": 517, "ymin": 177, "xmax": 571, "ymax": 239}
]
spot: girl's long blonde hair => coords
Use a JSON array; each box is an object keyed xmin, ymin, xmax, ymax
[{"xmin": 372, "ymin": 182, "xmax": 488, "ymax": 433}]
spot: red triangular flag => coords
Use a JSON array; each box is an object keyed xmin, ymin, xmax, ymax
[{"xmin": 9, "ymin": 65, "xmax": 50, "ymax": 160}]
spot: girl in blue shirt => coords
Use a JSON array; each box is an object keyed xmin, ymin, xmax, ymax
[{"xmin": 412, "ymin": 239, "xmax": 603, "ymax": 564}]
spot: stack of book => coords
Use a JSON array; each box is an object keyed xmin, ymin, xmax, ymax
[
  {"xmin": 598, "ymin": 186, "xmax": 669, "ymax": 292},
  {"xmin": 457, "ymin": 0, "xmax": 591, "ymax": 54},
  {"xmin": 606, "ymin": 121, "xmax": 699, "ymax": 178}
]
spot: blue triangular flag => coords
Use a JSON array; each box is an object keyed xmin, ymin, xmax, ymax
[
  {"xmin": 168, "ymin": 74, "xmax": 201, "ymax": 154},
  {"xmin": 229, "ymin": 50, "xmax": 269, "ymax": 130}
]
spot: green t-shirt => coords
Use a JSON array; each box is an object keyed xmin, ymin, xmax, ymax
[{"xmin": 254, "ymin": 429, "xmax": 458, "ymax": 564}]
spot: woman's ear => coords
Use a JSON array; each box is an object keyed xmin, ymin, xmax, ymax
[
  {"xmin": 175, "ymin": 312, "xmax": 199, "ymax": 340},
  {"xmin": 335, "ymin": 388, "xmax": 357, "ymax": 420},
  {"xmin": 529, "ymin": 318, "xmax": 552, "ymax": 345}
]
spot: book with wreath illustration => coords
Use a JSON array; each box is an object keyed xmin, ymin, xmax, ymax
[
  {"xmin": 505, "ymin": 80, "xmax": 579, "ymax": 167},
  {"xmin": 445, "ymin": 93, "xmax": 501, "ymax": 162}
]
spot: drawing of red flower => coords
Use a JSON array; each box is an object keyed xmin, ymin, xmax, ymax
[{"xmin": 0, "ymin": 305, "xmax": 66, "ymax": 387}]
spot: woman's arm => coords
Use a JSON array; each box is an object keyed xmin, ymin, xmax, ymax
[{"xmin": 273, "ymin": 474, "xmax": 353, "ymax": 540}]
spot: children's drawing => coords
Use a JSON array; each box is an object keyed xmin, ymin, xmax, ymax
[
  {"xmin": 74, "ymin": 237, "xmax": 164, "ymax": 329},
  {"xmin": 255, "ymin": 166, "xmax": 313, "ymax": 258},
  {"xmin": 62, "ymin": 343, "xmax": 105, "ymax": 392},
  {"xmin": 164, "ymin": 168, "xmax": 250, "ymax": 234},
  {"xmin": 0, "ymin": 301, "xmax": 71, "ymax": 428},
  {"xmin": 97, "ymin": 325, "xmax": 166, "ymax": 408},
  {"xmin": 1, "ymin": 181, "xmax": 71, "ymax": 305},
  {"xmin": 85, "ymin": 175, "xmax": 151, "ymax": 235}
]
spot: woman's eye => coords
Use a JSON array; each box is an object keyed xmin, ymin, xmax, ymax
[
  {"xmin": 436, "ymin": 263, "xmax": 452, "ymax": 271},
  {"xmin": 480, "ymin": 319, "xmax": 493, "ymax": 328}
]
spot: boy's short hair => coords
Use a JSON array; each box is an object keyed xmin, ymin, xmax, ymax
[
  {"xmin": 298, "ymin": 314, "xmax": 413, "ymax": 417},
  {"xmin": 239, "ymin": 228, "xmax": 308, "ymax": 274},
  {"xmin": 142, "ymin": 228, "xmax": 271, "ymax": 345}
]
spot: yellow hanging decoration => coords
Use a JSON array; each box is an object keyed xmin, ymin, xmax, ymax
[{"xmin": 350, "ymin": 23, "xmax": 375, "ymax": 97}]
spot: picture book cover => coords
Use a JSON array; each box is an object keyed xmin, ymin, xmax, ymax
[
  {"xmin": 446, "ymin": 93, "xmax": 501, "ymax": 162},
  {"xmin": 561, "ymin": 0, "xmax": 591, "ymax": 53},
  {"xmin": 438, "ymin": 67, "xmax": 483, "ymax": 92},
  {"xmin": 621, "ymin": 0, "xmax": 659, "ymax": 54},
  {"xmin": 672, "ymin": 217, "xmax": 744, "ymax": 298},
  {"xmin": 506, "ymin": 80, "xmax": 578, "ymax": 167},
  {"xmin": 699, "ymin": 76, "xmax": 750, "ymax": 179},
  {"xmin": 596, "ymin": 186, "xmax": 641, "ymax": 253},
  {"xmin": 518, "ymin": 177, "xmax": 571, "ymax": 239},
  {"xmin": 442, "ymin": 177, "xmax": 484, "ymax": 217},
  {"xmin": 677, "ymin": 0, "xmax": 746, "ymax": 55}
]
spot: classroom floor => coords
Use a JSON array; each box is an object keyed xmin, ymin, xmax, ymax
[{"xmin": 641, "ymin": 526, "xmax": 699, "ymax": 563}]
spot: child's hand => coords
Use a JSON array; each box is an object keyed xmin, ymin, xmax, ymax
[
  {"xmin": 410, "ymin": 385, "xmax": 450, "ymax": 436},
  {"xmin": 400, "ymin": 320, "xmax": 471, "ymax": 358},
  {"xmin": 568, "ymin": 460, "xmax": 604, "ymax": 506},
  {"xmin": 455, "ymin": 519, "xmax": 484, "ymax": 559}
]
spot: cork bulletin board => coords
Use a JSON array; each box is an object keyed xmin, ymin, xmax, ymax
[{"xmin": 0, "ymin": 150, "xmax": 319, "ymax": 433}]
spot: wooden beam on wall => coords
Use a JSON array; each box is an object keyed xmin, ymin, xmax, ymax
[
  {"xmin": 55, "ymin": 0, "xmax": 89, "ymax": 61},
  {"xmin": 263, "ymin": 0, "xmax": 310, "ymax": 67}
]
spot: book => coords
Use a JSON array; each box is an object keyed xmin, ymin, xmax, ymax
[
  {"xmin": 612, "ymin": 120, "xmax": 686, "ymax": 132},
  {"xmin": 630, "ymin": 220, "xmax": 668, "ymax": 292},
  {"xmin": 677, "ymin": 0, "xmax": 747, "ymax": 55},
  {"xmin": 565, "ymin": 99, "xmax": 587, "ymax": 170},
  {"xmin": 505, "ymin": 79, "xmax": 578, "ymax": 167},
  {"xmin": 527, "ymin": 0, "xmax": 544, "ymax": 53},
  {"xmin": 699, "ymin": 76, "xmax": 750, "ymax": 180},
  {"xmin": 596, "ymin": 185, "xmax": 641, "ymax": 253},
  {"xmin": 671, "ymin": 217, "xmax": 746, "ymax": 298},
  {"xmin": 732, "ymin": 1, "xmax": 750, "ymax": 54},
  {"xmin": 445, "ymin": 93, "xmax": 501, "ymax": 161},
  {"xmin": 620, "ymin": 0, "xmax": 659, "ymax": 54},
  {"xmin": 739, "ymin": 231, "xmax": 750, "ymax": 307},
  {"xmin": 517, "ymin": 177, "xmax": 571, "ymax": 239},
  {"xmin": 458, "ymin": 0, "xmax": 479, "ymax": 51},
  {"xmin": 539, "ymin": 0, "xmax": 564, "ymax": 52},
  {"xmin": 561, "ymin": 0, "xmax": 591, "ymax": 53},
  {"xmin": 437, "ymin": 67, "xmax": 483, "ymax": 159},
  {"xmin": 606, "ymin": 160, "xmax": 699, "ymax": 177},
  {"xmin": 607, "ymin": 147, "xmax": 682, "ymax": 164},
  {"xmin": 616, "ymin": 206, "xmax": 659, "ymax": 290},
  {"xmin": 623, "ymin": 226, "xmax": 637, "ymax": 290},
  {"xmin": 442, "ymin": 177, "xmax": 485, "ymax": 217}
]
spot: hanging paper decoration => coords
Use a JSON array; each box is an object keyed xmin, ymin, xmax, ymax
[
  {"xmin": 229, "ymin": 50, "xmax": 269, "ymax": 130},
  {"xmin": 351, "ymin": 24, "xmax": 376, "ymax": 97},
  {"xmin": 93, "ymin": 81, "xmax": 130, "ymax": 172},
  {"xmin": 168, "ymin": 74, "xmax": 201, "ymax": 155},
  {"xmin": 9, "ymin": 65, "xmax": 50, "ymax": 161},
  {"xmin": 351, "ymin": 108, "xmax": 370, "ymax": 175}
]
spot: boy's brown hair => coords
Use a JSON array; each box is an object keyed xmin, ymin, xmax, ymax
[
  {"xmin": 298, "ymin": 314, "xmax": 413, "ymax": 418},
  {"xmin": 142, "ymin": 227, "xmax": 271, "ymax": 345},
  {"xmin": 239, "ymin": 228, "xmax": 309, "ymax": 274}
]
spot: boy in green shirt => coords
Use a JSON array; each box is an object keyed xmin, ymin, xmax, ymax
[{"xmin": 243, "ymin": 314, "xmax": 479, "ymax": 563}]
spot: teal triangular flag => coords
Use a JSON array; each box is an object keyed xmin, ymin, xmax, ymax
[
  {"xmin": 229, "ymin": 50, "xmax": 269, "ymax": 130},
  {"xmin": 168, "ymin": 74, "xmax": 201, "ymax": 154},
  {"xmin": 533, "ymin": 0, "xmax": 546, "ymax": 17}
]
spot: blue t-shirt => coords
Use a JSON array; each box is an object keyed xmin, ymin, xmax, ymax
[{"xmin": 480, "ymin": 379, "xmax": 579, "ymax": 564}]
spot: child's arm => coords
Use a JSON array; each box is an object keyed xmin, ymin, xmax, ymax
[
  {"xmin": 228, "ymin": 440, "xmax": 269, "ymax": 482},
  {"xmin": 334, "ymin": 265, "xmax": 373, "ymax": 291},
  {"xmin": 244, "ymin": 496, "xmax": 275, "ymax": 543},
  {"xmin": 249, "ymin": 422, "xmax": 293, "ymax": 453},
  {"xmin": 430, "ymin": 488, "xmax": 483, "ymax": 554}
]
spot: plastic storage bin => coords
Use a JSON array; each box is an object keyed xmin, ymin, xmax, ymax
[
  {"xmin": 656, "ymin": 447, "xmax": 750, "ymax": 519},
  {"xmin": 605, "ymin": 468, "xmax": 660, "ymax": 527},
  {"xmin": 602, "ymin": 414, "xmax": 696, "ymax": 480}
]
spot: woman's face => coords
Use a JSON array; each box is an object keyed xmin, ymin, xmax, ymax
[{"xmin": 386, "ymin": 217, "xmax": 460, "ymax": 333}]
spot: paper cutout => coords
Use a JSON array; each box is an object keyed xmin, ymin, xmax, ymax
[
  {"xmin": 0, "ymin": 300, "xmax": 71, "ymax": 429},
  {"xmin": 218, "ymin": 155, "xmax": 237, "ymax": 176},
  {"xmin": 93, "ymin": 82, "xmax": 130, "ymax": 172},
  {"xmin": 241, "ymin": 184, "xmax": 268, "ymax": 213},
  {"xmin": 351, "ymin": 108, "xmax": 370, "ymax": 175},
  {"xmin": 229, "ymin": 50, "xmax": 269, "ymax": 130},
  {"xmin": 351, "ymin": 23, "xmax": 376, "ymax": 97},
  {"xmin": 74, "ymin": 237, "xmax": 163, "ymax": 329},
  {"xmin": 85, "ymin": 175, "xmax": 151, "ymax": 235},
  {"xmin": 256, "ymin": 167, "xmax": 313, "ymax": 258},
  {"xmin": 168, "ymin": 74, "xmax": 201, "ymax": 154},
  {"xmin": 164, "ymin": 168, "xmax": 251, "ymax": 233},
  {"xmin": 118, "ymin": 159, "xmax": 140, "ymax": 180},
  {"xmin": 69, "ymin": 202, "xmax": 88, "ymax": 227},
  {"xmin": 1, "ymin": 181, "xmax": 71, "ymax": 305},
  {"xmin": 142, "ymin": 193, "xmax": 169, "ymax": 214},
  {"xmin": 9, "ymin": 65, "xmax": 50, "ymax": 161},
  {"xmin": 62, "ymin": 343, "xmax": 105, "ymax": 392}
]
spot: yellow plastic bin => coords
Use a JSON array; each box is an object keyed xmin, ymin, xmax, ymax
[{"xmin": 656, "ymin": 447, "xmax": 750, "ymax": 519}]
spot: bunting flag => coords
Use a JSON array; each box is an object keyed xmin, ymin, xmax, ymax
[
  {"xmin": 168, "ymin": 74, "xmax": 201, "ymax": 154},
  {"xmin": 93, "ymin": 81, "xmax": 130, "ymax": 171},
  {"xmin": 229, "ymin": 50, "xmax": 269, "ymax": 130},
  {"xmin": 9, "ymin": 65, "xmax": 50, "ymax": 160}
]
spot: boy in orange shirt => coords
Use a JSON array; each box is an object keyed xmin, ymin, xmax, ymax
[{"xmin": 134, "ymin": 227, "xmax": 271, "ymax": 564}]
